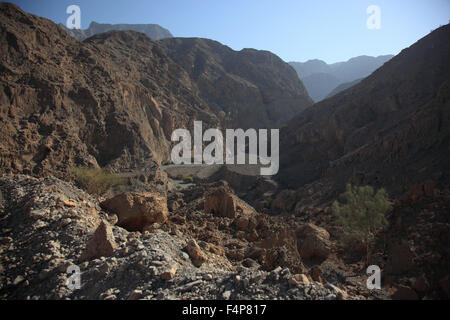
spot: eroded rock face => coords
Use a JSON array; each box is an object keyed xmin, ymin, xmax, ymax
[
  {"xmin": 0, "ymin": 3, "xmax": 219, "ymax": 179},
  {"xmin": 160, "ymin": 37, "xmax": 313, "ymax": 129},
  {"xmin": 81, "ymin": 221, "xmax": 118, "ymax": 261},
  {"xmin": 101, "ymin": 193, "xmax": 168, "ymax": 232},
  {"xmin": 204, "ymin": 187, "xmax": 256, "ymax": 219}
]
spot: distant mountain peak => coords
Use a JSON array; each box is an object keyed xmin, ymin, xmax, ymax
[
  {"xmin": 61, "ymin": 21, "xmax": 173, "ymax": 41},
  {"xmin": 289, "ymin": 54, "xmax": 394, "ymax": 102}
]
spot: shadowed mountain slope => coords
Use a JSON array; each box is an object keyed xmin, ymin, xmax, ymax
[{"xmin": 278, "ymin": 24, "xmax": 450, "ymax": 201}]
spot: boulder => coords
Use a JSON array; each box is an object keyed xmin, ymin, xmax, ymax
[
  {"xmin": 204, "ymin": 187, "xmax": 255, "ymax": 219},
  {"xmin": 296, "ymin": 223, "xmax": 332, "ymax": 261},
  {"xmin": 101, "ymin": 192, "xmax": 168, "ymax": 232},
  {"xmin": 258, "ymin": 229, "xmax": 305, "ymax": 274},
  {"xmin": 81, "ymin": 221, "xmax": 117, "ymax": 261},
  {"xmin": 186, "ymin": 239, "xmax": 207, "ymax": 267}
]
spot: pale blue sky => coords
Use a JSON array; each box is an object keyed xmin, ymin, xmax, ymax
[{"xmin": 11, "ymin": 0, "xmax": 450, "ymax": 63}]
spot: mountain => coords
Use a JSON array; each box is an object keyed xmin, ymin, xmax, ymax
[
  {"xmin": 278, "ymin": 24, "xmax": 450, "ymax": 203},
  {"xmin": 0, "ymin": 2, "xmax": 311, "ymax": 182},
  {"xmin": 61, "ymin": 21, "xmax": 173, "ymax": 41},
  {"xmin": 160, "ymin": 38, "xmax": 313, "ymax": 129},
  {"xmin": 0, "ymin": 3, "xmax": 217, "ymax": 182},
  {"xmin": 299, "ymin": 72, "xmax": 341, "ymax": 102},
  {"xmin": 289, "ymin": 59, "xmax": 330, "ymax": 79},
  {"xmin": 289, "ymin": 55, "xmax": 394, "ymax": 101},
  {"xmin": 326, "ymin": 78, "xmax": 363, "ymax": 99}
]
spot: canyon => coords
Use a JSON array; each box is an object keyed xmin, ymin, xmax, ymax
[{"xmin": 0, "ymin": 2, "xmax": 449, "ymax": 300}]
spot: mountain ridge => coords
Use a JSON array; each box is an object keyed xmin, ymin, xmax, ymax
[
  {"xmin": 61, "ymin": 20, "xmax": 173, "ymax": 41},
  {"xmin": 278, "ymin": 23, "xmax": 450, "ymax": 202},
  {"xmin": 289, "ymin": 55, "xmax": 394, "ymax": 101}
]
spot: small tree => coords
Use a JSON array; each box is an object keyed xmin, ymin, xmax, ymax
[
  {"xmin": 332, "ymin": 184, "xmax": 391, "ymax": 265},
  {"xmin": 72, "ymin": 167, "xmax": 125, "ymax": 195}
]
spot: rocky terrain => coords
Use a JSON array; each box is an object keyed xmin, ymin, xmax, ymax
[
  {"xmin": 61, "ymin": 21, "xmax": 173, "ymax": 41},
  {"xmin": 0, "ymin": 174, "xmax": 366, "ymax": 300},
  {"xmin": 0, "ymin": 3, "xmax": 449, "ymax": 301}
]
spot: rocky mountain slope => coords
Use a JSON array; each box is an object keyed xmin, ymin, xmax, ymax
[
  {"xmin": 62, "ymin": 21, "xmax": 173, "ymax": 41},
  {"xmin": 298, "ymin": 73, "xmax": 341, "ymax": 103},
  {"xmin": 278, "ymin": 24, "xmax": 450, "ymax": 204},
  {"xmin": 326, "ymin": 78, "xmax": 363, "ymax": 99},
  {"xmin": 160, "ymin": 38, "xmax": 313, "ymax": 129},
  {"xmin": 0, "ymin": 2, "xmax": 224, "ymax": 182},
  {"xmin": 0, "ymin": 2, "xmax": 312, "ymax": 184},
  {"xmin": 290, "ymin": 55, "xmax": 393, "ymax": 101}
]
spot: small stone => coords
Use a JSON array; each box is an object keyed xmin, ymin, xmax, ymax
[
  {"xmin": 127, "ymin": 290, "xmax": 143, "ymax": 300},
  {"xmin": 13, "ymin": 276, "xmax": 24, "ymax": 285},
  {"xmin": 290, "ymin": 274, "xmax": 310, "ymax": 287},
  {"xmin": 161, "ymin": 264, "xmax": 178, "ymax": 280},
  {"xmin": 61, "ymin": 198, "xmax": 77, "ymax": 208},
  {"xmin": 272, "ymin": 266, "xmax": 282, "ymax": 274},
  {"xmin": 181, "ymin": 252, "xmax": 189, "ymax": 260},
  {"xmin": 222, "ymin": 290, "xmax": 232, "ymax": 300},
  {"xmin": 203, "ymin": 274, "xmax": 213, "ymax": 281}
]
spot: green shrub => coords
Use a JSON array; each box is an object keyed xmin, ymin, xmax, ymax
[
  {"xmin": 72, "ymin": 167, "xmax": 125, "ymax": 195},
  {"xmin": 332, "ymin": 184, "xmax": 391, "ymax": 264},
  {"xmin": 175, "ymin": 174, "xmax": 184, "ymax": 180},
  {"xmin": 182, "ymin": 176, "xmax": 194, "ymax": 183}
]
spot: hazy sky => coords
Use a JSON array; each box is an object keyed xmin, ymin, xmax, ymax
[{"xmin": 12, "ymin": 0, "xmax": 450, "ymax": 63}]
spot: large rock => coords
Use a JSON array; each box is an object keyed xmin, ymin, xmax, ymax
[
  {"xmin": 257, "ymin": 228, "xmax": 305, "ymax": 274},
  {"xmin": 81, "ymin": 221, "xmax": 117, "ymax": 261},
  {"xmin": 296, "ymin": 223, "xmax": 332, "ymax": 261},
  {"xmin": 185, "ymin": 239, "xmax": 207, "ymax": 267},
  {"xmin": 101, "ymin": 192, "xmax": 168, "ymax": 232},
  {"xmin": 204, "ymin": 187, "xmax": 255, "ymax": 219}
]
